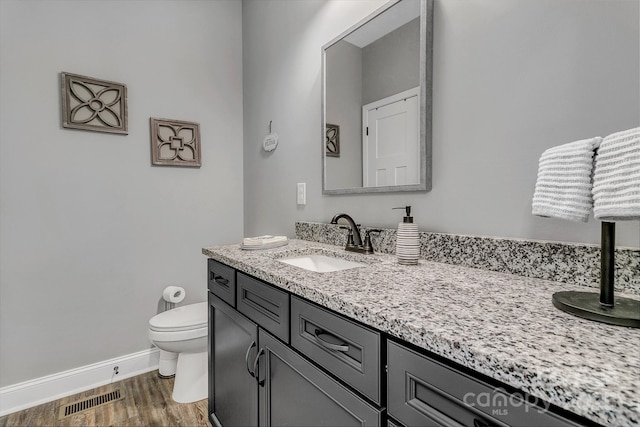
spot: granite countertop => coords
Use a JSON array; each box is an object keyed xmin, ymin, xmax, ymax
[{"xmin": 203, "ymin": 239, "xmax": 640, "ymax": 426}]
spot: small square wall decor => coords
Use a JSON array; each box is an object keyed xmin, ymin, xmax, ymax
[
  {"xmin": 60, "ymin": 72, "xmax": 128, "ymax": 134},
  {"xmin": 150, "ymin": 118, "xmax": 202, "ymax": 168}
]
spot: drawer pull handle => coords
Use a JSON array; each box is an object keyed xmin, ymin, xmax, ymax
[
  {"xmin": 473, "ymin": 418, "xmax": 497, "ymax": 427},
  {"xmin": 244, "ymin": 340, "xmax": 256, "ymax": 378},
  {"xmin": 214, "ymin": 276, "xmax": 229, "ymax": 287},
  {"xmin": 313, "ymin": 329, "xmax": 349, "ymax": 352},
  {"xmin": 252, "ymin": 348, "xmax": 265, "ymax": 387}
]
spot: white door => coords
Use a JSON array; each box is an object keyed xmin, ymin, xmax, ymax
[{"xmin": 362, "ymin": 87, "xmax": 419, "ymax": 187}]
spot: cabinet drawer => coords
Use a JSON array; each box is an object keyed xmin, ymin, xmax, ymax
[
  {"xmin": 208, "ymin": 259, "xmax": 236, "ymax": 306},
  {"xmin": 237, "ymin": 273, "xmax": 289, "ymax": 343},
  {"xmin": 387, "ymin": 341, "xmax": 582, "ymax": 427},
  {"xmin": 291, "ymin": 296, "xmax": 381, "ymax": 404}
]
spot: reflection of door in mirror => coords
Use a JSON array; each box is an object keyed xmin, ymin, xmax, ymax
[{"xmin": 363, "ymin": 87, "xmax": 419, "ymax": 187}]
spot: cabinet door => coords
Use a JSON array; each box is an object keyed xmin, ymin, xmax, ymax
[
  {"xmin": 210, "ymin": 294, "xmax": 259, "ymax": 427},
  {"xmin": 258, "ymin": 329, "xmax": 381, "ymax": 427}
]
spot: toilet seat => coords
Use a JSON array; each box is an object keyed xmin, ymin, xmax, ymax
[
  {"xmin": 148, "ymin": 325, "xmax": 207, "ymax": 342},
  {"xmin": 149, "ymin": 301, "xmax": 207, "ymax": 332}
]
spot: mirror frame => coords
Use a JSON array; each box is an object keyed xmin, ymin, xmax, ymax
[{"xmin": 322, "ymin": 0, "xmax": 433, "ymax": 195}]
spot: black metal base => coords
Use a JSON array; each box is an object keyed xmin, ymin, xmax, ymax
[{"xmin": 552, "ymin": 291, "xmax": 640, "ymax": 328}]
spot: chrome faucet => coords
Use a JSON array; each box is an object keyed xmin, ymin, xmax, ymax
[{"xmin": 330, "ymin": 213, "xmax": 381, "ymax": 254}]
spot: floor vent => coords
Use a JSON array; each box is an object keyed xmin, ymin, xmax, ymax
[{"xmin": 58, "ymin": 389, "xmax": 124, "ymax": 419}]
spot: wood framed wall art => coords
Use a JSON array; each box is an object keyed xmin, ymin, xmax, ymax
[
  {"xmin": 60, "ymin": 72, "xmax": 128, "ymax": 134},
  {"xmin": 150, "ymin": 118, "xmax": 202, "ymax": 167}
]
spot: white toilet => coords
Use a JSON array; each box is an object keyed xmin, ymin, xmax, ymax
[{"xmin": 148, "ymin": 301, "xmax": 208, "ymax": 403}]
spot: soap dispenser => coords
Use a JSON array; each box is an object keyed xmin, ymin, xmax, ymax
[{"xmin": 393, "ymin": 206, "xmax": 419, "ymax": 265}]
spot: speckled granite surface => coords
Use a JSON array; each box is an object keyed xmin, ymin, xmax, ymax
[
  {"xmin": 203, "ymin": 239, "xmax": 640, "ymax": 427},
  {"xmin": 295, "ymin": 221, "xmax": 640, "ymax": 295}
]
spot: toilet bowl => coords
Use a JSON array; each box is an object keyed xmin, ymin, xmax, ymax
[{"xmin": 148, "ymin": 301, "xmax": 208, "ymax": 403}]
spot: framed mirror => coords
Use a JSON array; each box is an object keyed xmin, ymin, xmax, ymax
[{"xmin": 322, "ymin": 0, "xmax": 433, "ymax": 194}]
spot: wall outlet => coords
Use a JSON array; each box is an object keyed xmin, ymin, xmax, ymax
[{"xmin": 297, "ymin": 183, "xmax": 306, "ymax": 205}]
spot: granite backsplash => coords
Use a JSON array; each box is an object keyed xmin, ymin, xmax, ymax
[{"xmin": 295, "ymin": 221, "xmax": 639, "ymax": 295}]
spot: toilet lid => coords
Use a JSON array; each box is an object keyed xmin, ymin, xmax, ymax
[{"xmin": 149, "ymin": 302, "xmax": 208, "ymax": 332}]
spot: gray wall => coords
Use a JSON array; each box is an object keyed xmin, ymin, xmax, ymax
[
  {"xmin": 326, "ymin": 40, "xmax": 363, "ymax": 189},
  {"xmin": 362, "ymin": 17, "xmax": 420, "ymax": 105},
  {"xmin": 243, "ymin": 0, "xmax": 639, "ymax": 248},
  {"xmin": 0, "ymin": 0, "xmax": 244, "ymax": 387}
]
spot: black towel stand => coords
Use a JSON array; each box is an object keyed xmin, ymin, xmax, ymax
[{"xmin": 552, "ymin": 222, "xmax": 640, "ymax": 328}]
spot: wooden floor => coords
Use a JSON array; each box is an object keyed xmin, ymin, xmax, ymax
[{"xmin": 0, "ymin": 371, "xmax": 210, "ymax": 427}]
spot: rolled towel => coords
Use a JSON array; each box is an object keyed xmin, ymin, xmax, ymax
[
  {"xmin": 532, "ymin": 137, "xmax": 602, "ymax": 222},
  {"xmin": 593, "ymin": 127, "xmax": 640, "ymax": 221}
]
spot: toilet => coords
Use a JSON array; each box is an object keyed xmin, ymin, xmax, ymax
[{"xmin": 148, "ymin": 301, "xmax": 208, "ymax": 403}]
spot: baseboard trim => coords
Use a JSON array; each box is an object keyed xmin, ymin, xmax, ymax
[{"xmin": 0, "ymin": 348, "xmax": 160, "ymax": 416}]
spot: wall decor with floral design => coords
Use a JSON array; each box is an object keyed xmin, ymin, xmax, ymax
[
  {"xmin": 60, "ymin": 72, "xmax": 128, "ymax": 134},
  {"xmin": 150, "ymin": 118, "xmax": 201, "ymax": 168}
]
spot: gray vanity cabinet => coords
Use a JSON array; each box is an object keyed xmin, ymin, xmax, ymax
[
  {"xmin": 208, "ymin": 259, "xmax": 591, "ymax": 427},
  {"xmin": 208, "ymin": 261, "xmax": 381, "ymax": 427},
  {"xmin": 258, "ymin": 329, "xmax": 382, "ymax": 427},
  {"xmin": 209, "ymin": 294, "xmax": 259, "ymax": 427}
]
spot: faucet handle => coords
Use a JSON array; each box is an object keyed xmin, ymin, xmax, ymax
[
  {"xmin": 362, "ymin": 229, "xmax": 382, "ymax": 254},
  {"xmin": 339, "ymin": 226, "xmax": 356, "ymax": 248}
]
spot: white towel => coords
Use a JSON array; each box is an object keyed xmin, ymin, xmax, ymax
[
  {"xmin": 242, "ymin": 235, "xmax": 287, "ymax": 245},
  {"xmin": 241, "ymin": 235, "xmax": 288, "ymax": 249},
  {"xmin": 532, "ymin": 137, "xmax": 602, "ymax": 222},
  {"xmin": 592, "ymin": 127, "xmax": 640, "ymax": 221}
]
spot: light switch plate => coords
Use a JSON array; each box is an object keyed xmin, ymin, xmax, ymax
[{"xmin": 297, "ymin": 183, "xmax": 306, "ymax": 205}]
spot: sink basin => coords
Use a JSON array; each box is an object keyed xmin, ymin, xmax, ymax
[{"xmin": 277, "ymin": 254, "xmax": 365, "ymax": 273}]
